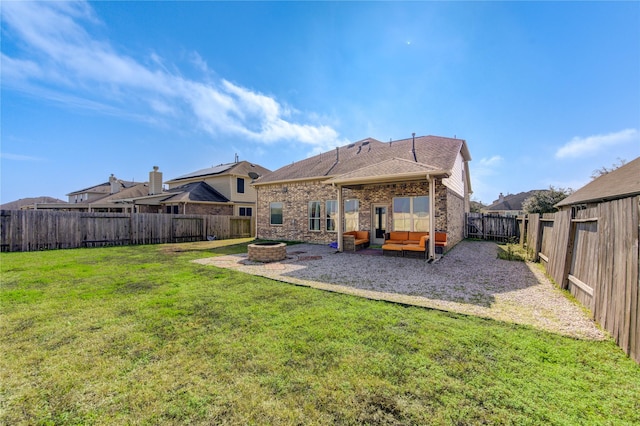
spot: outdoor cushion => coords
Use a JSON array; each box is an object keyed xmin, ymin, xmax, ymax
[
  {"xmin": 403, "ymin": 232, "xmax": 428, "ymax": 245},
  {"xmin": 355, "ymin": 231, "xmax": 369, "ymax": 241},
  {"xmin": 435, "ymin": 232, "xmax": 448, "ymax": 247},
  {"xmin": 386, "ymin": 231, "xmax": 409, "ymax": 244},
  {"xmin": 402, "ymin": 235, "xmax": 428, "ymax": 251}
]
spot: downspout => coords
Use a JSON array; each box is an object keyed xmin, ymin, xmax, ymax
[
  {"xmin": 428, "ymin": 174, "xmax": 436, "ymax": 261},
  {"xmin": 336, "ymin": 183, "xmax": 343, "ymax": 252},
  {"xmin": 255, "ymin": 188, "xmax": 259, "ymax": 239}
]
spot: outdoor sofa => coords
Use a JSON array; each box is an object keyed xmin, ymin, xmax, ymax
[
  {"xmin": 381, "ymin": 231, "xmax": 448, "ymax": 258},
  {"xmin": 342, "ymin": 230, "xmax": 370, "ymax": 251}
]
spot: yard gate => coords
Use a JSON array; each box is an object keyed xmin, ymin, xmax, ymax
[{"xmin": 465, "ymin": 213, "xmax": 520, "ymax": 242}]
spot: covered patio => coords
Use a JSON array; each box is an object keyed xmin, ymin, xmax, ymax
[{"xmin": 324, "ymin": 157, "xmax": 450, "ymax": 260}]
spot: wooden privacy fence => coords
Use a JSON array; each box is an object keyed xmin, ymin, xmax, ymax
[
  {"xmin": 521, "ymin": 197, "xmax": 639, "ymax": 363},
  {"xmin": 0, "ymin": 210, "xmax": 254, "ymax": 252},
  {"xmin": 465, "ymin": 213, "xmax": 520, "ymax": 242}
]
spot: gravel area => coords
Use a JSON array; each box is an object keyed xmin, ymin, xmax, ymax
[{"xmin": 193, "ymin": 240, "xmax": 606, "ymax": 340}]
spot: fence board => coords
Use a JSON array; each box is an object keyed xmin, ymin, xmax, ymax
[
  {"xmin": 465, "ymin": 213, "xmax": 520, "ymax": 242},
  {"xmin": 569, "ymin": 219, "xmax": 598, "ymax": 310},
  {"xmin": 521, "ymin": 196, "xmax": 639, "ymax": 363},
  {"xmin": 0, "ymin": 210, "xmax": 254, "ymax": 252},
  {"xmin": 526, "ymin": 213, "xmax": 541, "ymax": 261}
]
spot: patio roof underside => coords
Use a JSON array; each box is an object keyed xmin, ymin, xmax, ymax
[{"xmin": 324, "ymin": 158, "xmax": 449, "ymax": 189}]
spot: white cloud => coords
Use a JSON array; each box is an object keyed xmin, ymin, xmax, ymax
[
  {"xmin": 1, "ymin": 1, "xmax": 342, "ymax": 149},
  {"xmin": 479, "ymin": 155, "xmax": 503, "ymax": 167},
  {"xmin": 555, "ymin": 129, "xmax": 639, "ymax": 159},
  {"xmin": 0, "ymin": 153, "xmax": 44, "ymax": 161}
]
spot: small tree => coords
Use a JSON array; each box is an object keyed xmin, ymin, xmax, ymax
[
  {"xmin": 522, "ymin": 186, "xmax": 572, "ymax": 214},
  {"xmin": 469, "ymin": 199, "xmax": 486, "ymax": 213},
  {"xmin": 591, "ymin": 158, "xmax": 626, "ymax": 180}
]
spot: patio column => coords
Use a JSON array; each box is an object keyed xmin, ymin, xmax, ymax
[
  {"xmin": 428, "ymin": 175, "xmax": 435, "ymax": 260},
  {"xmin": 337, "ymin": 184, "xmax": 343, "ymax": 252}
]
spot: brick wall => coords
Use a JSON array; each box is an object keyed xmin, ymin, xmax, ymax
[
  {"xmin": 256, "ymin": 180, "xmax": 343, "ymax": 243},
  {"xmin": 256, "ymin": 179, "xmax": 464, "ymax": 246},
  {"xmin": 184, "ymin": 203, "xmax": 234, "ymax": 216},
  {"xmin": 136, "ymin": 205, "xmax": 162, "ymax": 214},
  {"xmin": 446, "ymin": 188, "xmax": 466, "ymax": 247}
]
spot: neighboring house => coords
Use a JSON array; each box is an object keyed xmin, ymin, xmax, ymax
[
  {"xmin": 555, "ymin": 156, "xmax": 640, "ymax": 210},
  {"xmin": 252, "ymin": 134, "xmax": 472, "ymax": 258},
  {"xmin": 2, "ymin": 197, "xmax": 67, "ymax": 210},
  {"xmin": 129, "ymin": 161, "xmax": 271, "ymax": 216},
  {"xmin": 482, "ymin": 190, "xmax": 543, "ymax": 216},
  {"xmin": 25, "ymin": 174, "xmax": 148, "ymax": 212}
]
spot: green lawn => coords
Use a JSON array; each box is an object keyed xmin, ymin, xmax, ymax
[{"xmin": 1, "ymin": 240, "xmax": 638, "ymax": 425}]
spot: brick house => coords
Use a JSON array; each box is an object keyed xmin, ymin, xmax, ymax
[
  {"xmin": 252, "ymin": 135, "xmax": 472, "ymax": 259},
  {"xmin": 481, "ymin": 190, "xmax": 545, "ymax": 216}
]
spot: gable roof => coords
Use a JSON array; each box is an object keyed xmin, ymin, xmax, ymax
[
  {"xmin": 90, "ymin": 183, "xmax": 150, "ymax": 203},
  {"xmin": 166, "ymin": 161, "xmax": 271, "ymax": 184},
  {"xmin": 325, "ymin": 158, "xmax": 444, "ymax": 186},
  {"xmin": 254, "ymin": 135, "xmax": 470, "ymax": 185},
  {"xmin": 160, "ymin": 181, "xmax": 230, "ymax": 203},
  {"xmin": 484, "ymin": 190, "xmax": 542, "ymax": 212},
  {"xmin": 556, "ymin": 156, "xmax": 640, "ymax": 207},
  {"xmin": 67, "ymin": 179, "xmax": 142, "ymax": 196}
]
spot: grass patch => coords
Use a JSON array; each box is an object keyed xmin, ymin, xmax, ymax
[
  {"xmin": 496, "ymin": 240, "xmax": 528, "ymax": 261},
  {"xmin": 1, "ymin": 240, "xmax": 639, "ymax": 425}
]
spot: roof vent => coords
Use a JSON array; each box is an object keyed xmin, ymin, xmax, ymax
[{"xmin": 411, "ymin": 133, "xmax": 417, "ymax": 162}]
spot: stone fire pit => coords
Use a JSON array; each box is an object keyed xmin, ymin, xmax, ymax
[{"xmin": 247, "ymin": 242, "xmax": 287, "ymax": 262}]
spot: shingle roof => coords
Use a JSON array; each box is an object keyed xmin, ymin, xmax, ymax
[
  {"xmin": 160, "ymin": 182, "xmax": 230, "ymax": 203},
  {"xmin": 166, "ymin": 161, "xmax": 271, "ymax": 183},
  {"xmin": 92, "ymin": 183, "xmax": 150, "ymax": 203},
  {"xmin": 556, "ymin": 156, "xmax": 640, "ymax": 207},
  {"xmin": 254, "ymin": 135, "xmax": 470, "ymax": 185},
  {"xmin": 485, "ymin": 190, "xmax": 542, "ymax": 211},
  {"xmin": 325, "ymin": 158, "xmax": 443, "ymax": 185},
  {"xmin": 67, "ymin": 180, "xmax": 142, "ymax": 196}
]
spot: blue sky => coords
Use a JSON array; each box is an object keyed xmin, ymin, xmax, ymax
[{"xmin": 2, "ymin": 1, "xmax": 639, "ymax": 205}]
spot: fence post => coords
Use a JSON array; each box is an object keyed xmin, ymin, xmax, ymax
[
  {"xmin": 129, "ymin": 211, "xmax": 134, "ymax": 246},
  {"xmin": 482, "ymin": 214, "xmax": 486, "ymax": 239},
  {"xmin": 561, "ymin": 216, "xmax": 577, "ymax": 290}
]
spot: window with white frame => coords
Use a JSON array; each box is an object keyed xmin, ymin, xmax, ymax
[
  {"xmin": 326, "ymin": 200, "xmax": 337, "ymax": 232},
  {"xmin": 344, "ymin": 199, "xmax": 359, "ymax": 232},
  {"xmin": 309, "ymin": 201, "xmax": 321, "ymax": 231},
  {"xmin": 393, "ymin": 196, "xmax": 429, "ymax": 231},
  {"xmin": 270, "ymin": 202, "xmax": 283, "ymax": 225},
  {"xmin": 239, "ymin": 207, "xmax": 252, "ymax": 217},
  {"xmin": 237, "ymin": 177, "xmax": 245, "ymax": 194}
]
